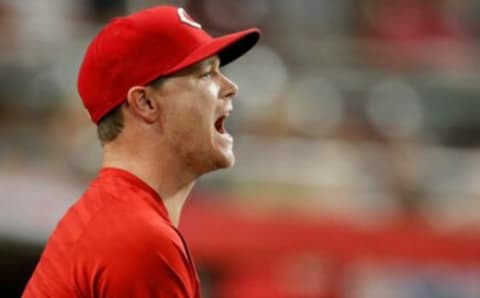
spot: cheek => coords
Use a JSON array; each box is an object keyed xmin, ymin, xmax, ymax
[
  {"xmin": 163, "ymin": 83, "xmax": 219, "ymax": 141},
  {"xmin": 164, "ymin": 101, "xmax": 210, "ymax": 143},
  {"xmin": 206, "ymin": 82, "xmax": 219, "ymax": 97},
  {"xmin": 188, "ymin": 84, "xmax": 219, "ymax": 127}
]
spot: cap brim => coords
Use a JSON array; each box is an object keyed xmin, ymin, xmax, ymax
[{"xmin": 166, "ymin": 28, "xmax": 260, "ymax": 75}]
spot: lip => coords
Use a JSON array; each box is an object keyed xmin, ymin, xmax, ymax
[
  {"xmin": 220, "ymin": 132, "xmax": 233, "ymax": 142},
  {"xmin": 215, "ymin": 130, "xmax": 234, "ymax": 148},
  {"xmin": 214, "ymin": 114, "xmax": 233, "ymax": 145}
]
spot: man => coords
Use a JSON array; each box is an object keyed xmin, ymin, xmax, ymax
[{"xmin": 23, "ymin": 5, "xmax": 260, "ymax": 298}]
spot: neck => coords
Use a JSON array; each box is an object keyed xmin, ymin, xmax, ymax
[{"xmin": 102, "ymin": 142, "xmax": 196, "ymax": 227}]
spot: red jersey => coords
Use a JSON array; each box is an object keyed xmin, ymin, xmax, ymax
[{"xmin": 23, "ymin": 168, "xmax": 200, "ymax": 298}]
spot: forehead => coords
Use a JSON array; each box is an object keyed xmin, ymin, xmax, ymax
[
  {"xmin": 147, "ymin": 55, "xmax": 220, "ymax": 89},
  {"xmin": 173, "ymin": 55, "xmax": 220, "ymax": 76}
]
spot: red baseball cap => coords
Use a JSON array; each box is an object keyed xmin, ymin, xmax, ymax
[{"xmin": 78, "ymin": 6, "xmax": 261, "ymax": 124}]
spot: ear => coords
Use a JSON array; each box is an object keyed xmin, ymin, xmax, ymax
[{"xmin": 125, "ymin": 86, "xmax": 160, "ymax": 124}]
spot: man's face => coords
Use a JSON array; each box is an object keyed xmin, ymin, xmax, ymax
[{"xmin": 151, "ymin": 55, "xmax": 239, "ymax": 175}]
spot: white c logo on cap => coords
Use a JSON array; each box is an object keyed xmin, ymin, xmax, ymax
[{"xmin": 177, "ymin": 8, "xmax": 202, "ymax": 29}]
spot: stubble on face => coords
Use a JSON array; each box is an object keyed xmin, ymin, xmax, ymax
[{"xmin": 153, "ymin": 57, "xmax": 234, "ymax": 177}]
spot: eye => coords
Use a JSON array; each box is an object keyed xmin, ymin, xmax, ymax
[{"xmin": 200, "ymin": 69, "xmax": 214, "ymax": 79}]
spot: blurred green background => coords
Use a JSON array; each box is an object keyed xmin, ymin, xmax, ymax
[{"xmin": 1, "ymin": 0, "xmax": 480, "ymax": 297}]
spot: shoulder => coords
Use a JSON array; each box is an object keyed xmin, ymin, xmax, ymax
[
  {"xmin": 73, "ymin": 203, "xmax": 193, "ymax": 297},
  {"xmin": 75, "ymin": 193, "xmax": 184, "ymax": 262},
  {"xmin": 72, "ymin": 170, "xmax": 185, "ymax": 264}
]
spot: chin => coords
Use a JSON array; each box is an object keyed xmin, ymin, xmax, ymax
[
  {"xmin": 224, "ymin": 154, "xmax": 235, "ymax": 168},
  {"xmin": 197, "ymin": 151, "xmax": 235, "ymax": 176},
  {"xmin": 215, "ymin": 152, "xmax": 235, "ymax": 170}
]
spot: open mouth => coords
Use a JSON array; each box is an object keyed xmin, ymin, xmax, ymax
[{"xmin": 215, "ymin": 116, "xmax": 226, "ymax": 134}]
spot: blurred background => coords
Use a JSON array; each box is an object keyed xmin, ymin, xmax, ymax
[{"xmin": 2, "ymin": 0, "xmax": 480, "ymax": 297}]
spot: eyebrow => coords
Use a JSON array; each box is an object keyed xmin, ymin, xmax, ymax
[
  {"xmin": 147, "ymin": 56, "xmax": 220, "ymax": 86},
  {"xmin": 174, "ymin": 56, "xmax": 220, "ymax": 76}
]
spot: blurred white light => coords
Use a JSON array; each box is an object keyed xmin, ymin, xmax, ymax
[
  {"xmin": 11, "ymin": 0, "xmax": 71, "ymax": 44},
  {"xmin": 366, "ymin": 78, "xmax": 424, "ymax": 139},
  {"xmin": 11, "ymin": 0, "xmax": 66, "ymax": 17},
  {"xmin": 285, "ymin": 76, "xmax": 343, "ymax": 135}
]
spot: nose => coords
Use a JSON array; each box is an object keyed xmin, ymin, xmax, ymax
[{"xmin": 219, "ymin": 72, "xmax": 239, "ymax": 100}]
